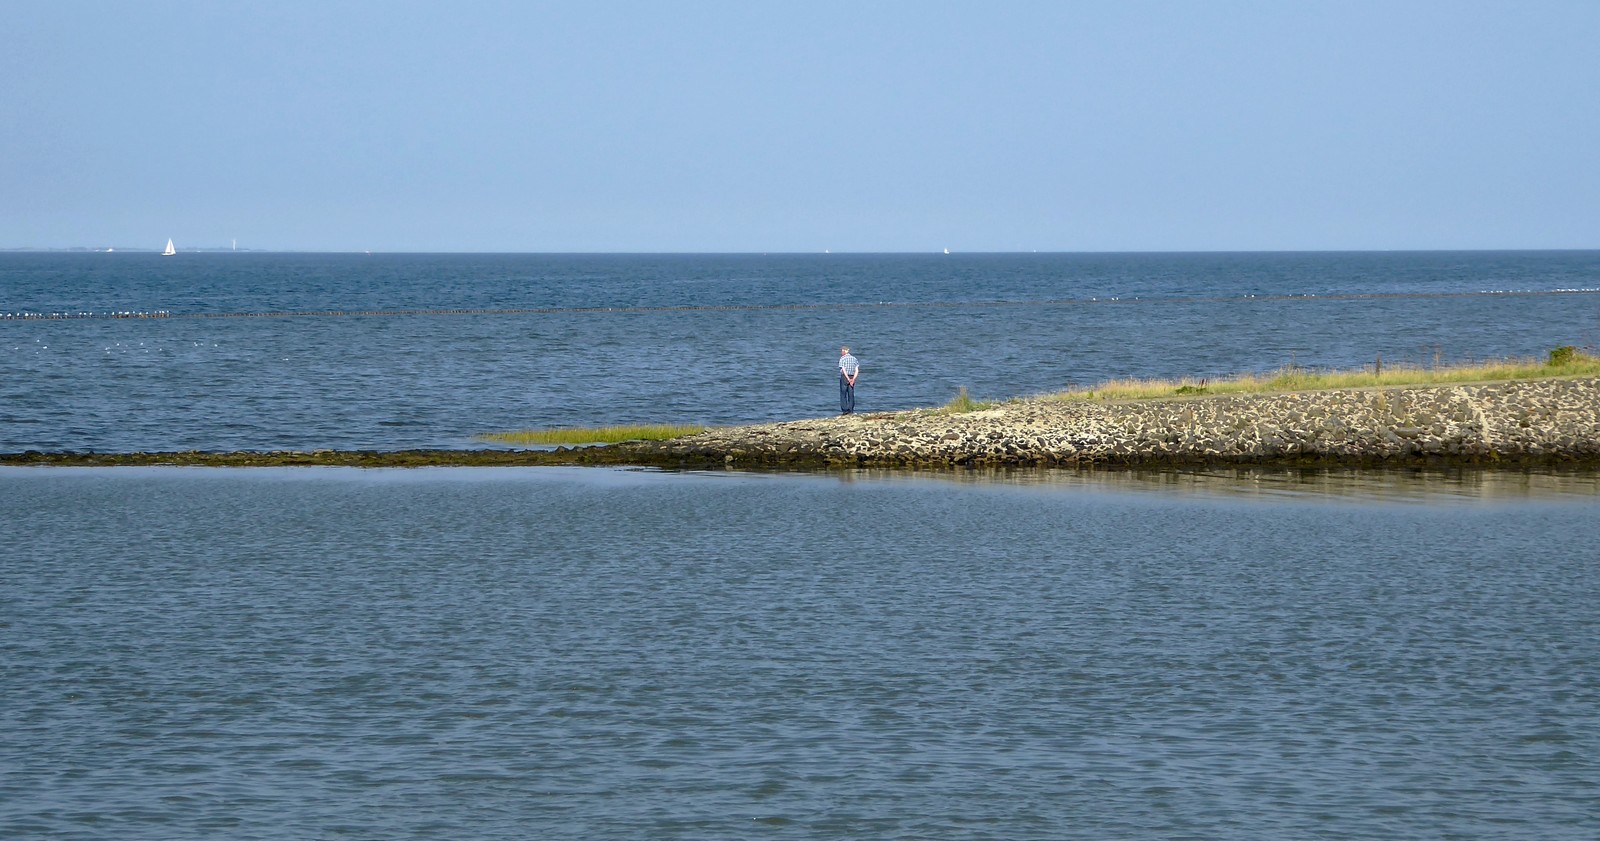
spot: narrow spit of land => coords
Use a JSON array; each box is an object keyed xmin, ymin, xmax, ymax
[{"xmin": 6, "ymin": 376, "xmax": 1599, "ymax": 471}]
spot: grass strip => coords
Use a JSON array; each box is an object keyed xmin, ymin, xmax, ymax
[
  {"xmin": 1046, "ymin": 347, "xmax": 1600, "ymax": 402},
  {"xmin": 479, "ymin": 423, "xmax": 707, "ymax": 446},
  {"xmin": 937, "ymin": 386, "xmax": 997, "ymax": 414}
]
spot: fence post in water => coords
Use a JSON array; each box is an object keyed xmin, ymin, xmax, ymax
[{"xmin": 1375, "ymin": 353, "xmax": 1382, "ymax": 377}]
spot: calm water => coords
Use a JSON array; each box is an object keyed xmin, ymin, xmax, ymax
[
  {"xmin": 4, "ymin": 253, "xmax": 1599, "ymax": 838},
  {"xmin": 3, "ymin": 251, "xmax": 1598, "ymax": 451},
  {"xmin": 3, "ymin": 466, "xmax": 1599, "ymax": 840}
]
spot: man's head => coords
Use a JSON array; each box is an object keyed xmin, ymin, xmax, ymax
[{"xmin": 840, "ymin": 346, "xmax": 850, "ymax": 355}]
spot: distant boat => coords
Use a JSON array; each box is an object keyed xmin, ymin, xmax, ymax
[
  {"xmin": 161, "ymin": 238, "xmax": 176, "ymax": 256},
  {"xmin": 943, "ymin": 248, "xmax": 950, "ymax": 255}
]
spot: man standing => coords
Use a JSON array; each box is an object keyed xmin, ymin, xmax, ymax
[{"xmin": 838, "ymin": 346, "xmax": 860, "ymax": 414}]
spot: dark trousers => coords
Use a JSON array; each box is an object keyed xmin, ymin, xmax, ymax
[{"xmin": 840, "ymin": 375, "xmax": 855, "ymax": 413}]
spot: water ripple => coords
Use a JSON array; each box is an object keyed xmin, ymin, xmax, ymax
[{"xmin": 3, "ymin": 468, "xmax": 1598, "ymax": 838}]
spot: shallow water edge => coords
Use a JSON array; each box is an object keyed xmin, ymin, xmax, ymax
[{"xmin": 4, "ymin": 446, "xmax": 1600, "ymax": 471}]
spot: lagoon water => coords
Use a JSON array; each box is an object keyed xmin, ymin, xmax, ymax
[
  {"xmin": 4, "ymin": 466, "xmax": 1599, "ymax": 839},
  {"xmin": 3, "ymin": 252, "xmax": 1600, "ymax": 838}
]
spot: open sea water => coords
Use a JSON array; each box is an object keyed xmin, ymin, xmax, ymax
[
  {"xmin": 3, "ymin": 252, "xmax": 1600, "ymax": 838},
  {"xmin": 3, "ymin": 251, "xmax": 1598, "ymax": 451}
]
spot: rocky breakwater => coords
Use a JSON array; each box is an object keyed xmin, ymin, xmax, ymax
[{"xmin": 618, "ymin": 377, "xmax": 1600, "ymax": 468}]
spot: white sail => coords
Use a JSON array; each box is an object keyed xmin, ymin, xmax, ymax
[{"xmin": 162, "ymin": 238, "xmax": 176, "ymax": 256}]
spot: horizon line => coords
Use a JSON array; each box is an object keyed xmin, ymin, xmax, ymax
[{"xmin": 5, "ymin": 246, "xmax": 1600, "ymax": 256}]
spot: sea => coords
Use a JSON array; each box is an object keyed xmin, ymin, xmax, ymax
[{"xmin": 3, "ymin": 251, "xmax": 1599, "ymax": 839}]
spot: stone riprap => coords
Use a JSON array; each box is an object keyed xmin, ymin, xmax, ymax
[
  {"xmin": 4, "ymin": 378, "xmax": 1596, "ymax": 470},
  {"xmin": 618, "ymin": 377, "xmax": 1600, "ymax": 468}
]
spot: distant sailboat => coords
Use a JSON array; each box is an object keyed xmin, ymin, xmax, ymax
[{"xmin": 161, "ymin": 238, "xmax": 176, "ymax": 256}]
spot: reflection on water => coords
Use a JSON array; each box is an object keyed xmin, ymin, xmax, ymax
[
  {"xmin": 812, "ymin": 464, "xmax": 1600, "ymax": 504},
  {"xmin": 5, "ymin": 463, "xmax": 1599, "ymax": 504}
]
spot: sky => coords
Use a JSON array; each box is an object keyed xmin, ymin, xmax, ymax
[{"xmin": 5, "ymin": 1, "xmax": 1599, "ymax": 252}]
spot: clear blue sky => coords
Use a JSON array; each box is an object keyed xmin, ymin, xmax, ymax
[{"xmin": 6, "ymin": 1, "xmax": 1598, "ymax": 252}]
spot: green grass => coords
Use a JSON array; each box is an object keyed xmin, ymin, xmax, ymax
[
  {"xmin": 1044, "ymin": 348, "xmax": 1600, "ymax": 403},
  {"xmin": 937, "ymin": 386, "xmax": 997, "ymax": 414},
  {"xmin": 479, "ymin": 423, "xmax": 707, "ymax": 446}
]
